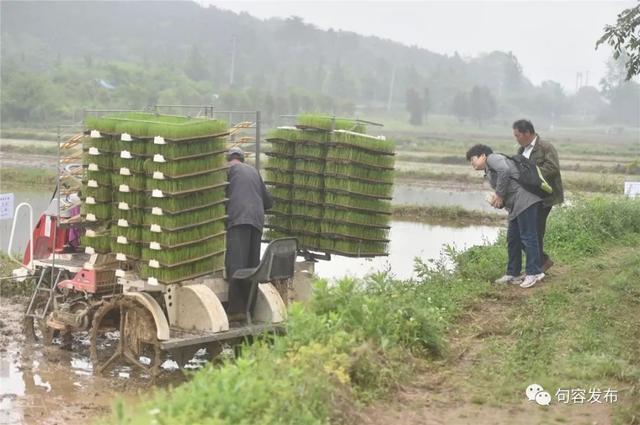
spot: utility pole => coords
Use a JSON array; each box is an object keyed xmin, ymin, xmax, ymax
[
  {"xmin": 386, "ymin": 64, "xmax": 396, "ymax": 112},
  {"xmin": 229, "ymin": 35, "xmax": 237, "ymax": 86}
]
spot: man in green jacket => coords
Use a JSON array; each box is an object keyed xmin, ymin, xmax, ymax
[{"xmin": 513, "ymin": 119, "xmax": 564, "ymax": 272}]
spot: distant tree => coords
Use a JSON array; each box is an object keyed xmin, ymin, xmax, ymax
[
  {"xmin": 596, "ymin": 3, "xmax": 640, "ymax": 80},
  {"xmin": 422, "ymin": 87, "xmax": 431, "ymax": 123},
  {"xmin": 503, "ymin": 52, "xmax": 523, "ymax": 92},
  {"xmin": 405, "ymin": 87, "xmax": 424, "ymax": 125},
  {"xmin": 451, "ymin": 91, "xmax": 469, "ymax": 122},
  {"xmin": 184, "ymin": 45, "xmax": 210, "ymax": 81},
  {"xmin": 469, "ymin": 85, "xmax": 497, "ymax": 126}
]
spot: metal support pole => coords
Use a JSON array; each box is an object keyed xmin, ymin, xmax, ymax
[{"xmin": 255, "ymin": 110, "xmax": 261, "ymax": 171}]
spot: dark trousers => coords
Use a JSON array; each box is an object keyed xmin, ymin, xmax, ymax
[
  {"xmin": 507, "ymin": 203, "xmax": 542, "ymax": 276},
  {"xmin": 537, "ymin": 204, "xmax": 552, "ymax": 264},
  {"xmin": 226, "ymin": 224, "xmax": 262, "ymax": 314}
]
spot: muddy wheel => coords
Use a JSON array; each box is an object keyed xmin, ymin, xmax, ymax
[
  {"xmin": 23, "ymin": 295, "xmax": 56, "ymax": 345},
  {"xmin": 89, "ymin": 296, "xmax": 161, "ymax": 376}
]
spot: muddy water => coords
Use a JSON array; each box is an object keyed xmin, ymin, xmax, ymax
[
  {"xmin": 393, "ymin": 182, "xmax": 504, "ymax": 214},
  {"xmin": 313, "ymin": 221, "xmax": 500, "ymax": 281},
  {"xmin": 0, "ymin": 298, "xmax": 202, "ymax": 425},
  {"xmin": 0, "ymin": 191, "xmax": 51, "ymax": 257}
]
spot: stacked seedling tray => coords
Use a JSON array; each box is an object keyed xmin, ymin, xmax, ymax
[
  {"xmin": 85, "ymin": 113, "xmax": 229, "ymax": 285},
  {"xmin": 264, "ymin": 114, "xmax": 395, "ymax": 257},
  {"xmin": 80, "ymin": 130, "xmax": 115, "ymax": 255}
]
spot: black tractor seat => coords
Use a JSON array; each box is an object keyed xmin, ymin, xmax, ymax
[{"xmin": 231, "ymin": 237, "xmax": 297, "ymax": 324}]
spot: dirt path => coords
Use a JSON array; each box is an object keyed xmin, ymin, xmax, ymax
[{"xmin": 356, "ymin": 266, "xmax": 616, "ymax": 425}]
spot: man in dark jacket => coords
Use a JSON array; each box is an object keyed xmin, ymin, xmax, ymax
[
  {"xmin": 225, "ymin": 147, "xmax": 273, "ymax": 318},
  {"xmin": 513, "ymin": 119, "xmax": 564, "ymax": 272}
]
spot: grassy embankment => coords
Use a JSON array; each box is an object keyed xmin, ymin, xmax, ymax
[{"xmin": 106, "ymin": 196, "xmax": 640, "ymax": 425}]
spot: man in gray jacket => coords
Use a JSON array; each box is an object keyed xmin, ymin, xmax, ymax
[
  {"xmin": 513, "ymin": 119, "xmax": 564, "ymax": 272},
  {"xmin": 225, "ymin": 147, "xmax": 273, "ymax": 318},
  {"xmin": 466, "ymin": 144, "xmax": 545, "ymax": 288}
]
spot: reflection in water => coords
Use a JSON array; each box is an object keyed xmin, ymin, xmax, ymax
[
  {"xmin": 393, "ymin": 183, "xmax": 506, "ymax": 214},
  {"xmin": 313, "ymin": 221, "xmax": 500, "ymax": 281},
  {"xmin": 0, "ymin": 191, "xmax": 51, "ymax": 255}
]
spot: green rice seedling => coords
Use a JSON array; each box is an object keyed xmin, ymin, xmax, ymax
[
  {"xmin": 297, "ymin": 113, "xmax": 366, "ymax": 133},
  {"xmin": 82, "ymin": 185, "xmax": 112, "ymax": 202},
  {"xmin": 265, "ymin": 156, "xmax": 295, "ymax": 171},
  {"xmin": 112, "ymin": 156, "xmax": 147, "ymax": 174},
  {"xmin": 80, "ymin": 233, "xmax": 111, "ymax": 253},
  {"xmin": 81, "ymin": 203, "xmax": 111, "ymax": 221},
  {"xmin": 151, "ymin": 137, "xmax": 226, "ymax": 159},
  {"xmin": 143, "ymin": 155, "xmax": 226, "ymax": 177},
  {"xmin": 317, "ymin": 237, "xmax": 335, "ymax": 252},
  {"xmin": 146, "ymin": 187, "xmax": 226, "ymax": 212},
  {"xmin": 298, "ymin": 234, "xmax": 320, "ymax": 250},
  {"xmin": 265, "ymin": 215, "xmax": 291, "ymax": 232},
  {"xmin": 84, "ymin": 135, "xmax": 117, "ymax": 152},
  {"xmin": 146, "ymin": 169, "xmax": 227, "ymax": 193},
  {"xmin": 83, "ymin": 154, "xmax": 112, "ymax": 170},
  {"xmin": 331, "ymin": 130, "xmax": 395, "ymax": 155},
  {"xmin": 110, "ymin": 239, "xmax": 141, "ymax": 259},
  {"xmin": 325, "ymin": 161, "xmax": 394, "ymax": 183},
  {"xmin": 324, "ymin": 192, "xmax": 392, "ymax": 214},
  {"xmin": 270, "ymin": 187, "xmax": 292, "ymax": 201},
  {"xmin": 295, "ymin": 159, "xmax": 325, "ymax": 175},
  {"xmin": 263, "ymin": 228, "xmax": 290, "ymax": 241},
  {"xmin": 290, "ymin": 217, "xmax": 321, "ymax": 235},
  {"xmin": 267, "ymin": 139, "xmax": 296, "ymax": 157},
  {"xmin": 116, "ymin": 140, "xmax": 147, "ymax": 156},
  {"xmin": 332, "ymin": 239, "xmax": 388, "ymax": 256},
  {"xmin": 321, "ymin": 222, "xmax": 390, "ymax": 241},
  {"xmin": 295, "ymin": 144, "xmax": 327, "ymax": 160},
  {"xmin": 111, "ymin": 225, "xmax": 143, "ymax": 243},
  {"xmin": 86, "ymin": 113, "xmax": 227, "ymax": 141},
  {"xmin": 141, "ymin": 235, "xmax": 226, "ymax": 265},
  {"xmin": 265, "ymin": 169, "xmax": 294, "ymax": 186},
  {"xmin": 291, "ymin": 203, "xmax": 323, "ymax": 219},
  {"xmin": 323, "ymin": 208, "xmax": 390, "ymax": 227},
  {"xmin": 292, "ymin": 188, "xmax": 324, "ymax": 204},
  {"xmin": 111, "ymin": 174, "xmax": 146, "ymax": 191},
  {"xmin": 325, "ymin": 176, "xmax": 393, "ymax": 199},
  {"xmin": 141, "ymin": 219, "xmax": 225, "ymax": 246},
  {"xmin": 267, "ymin": 127, "xmax": 301, "ymax": 142},
  {"xmin": 111, "ymin": 207, "xmax": 144, "ymax": 226},
  {"xmin": 292, "ymin": 173, "xmax": 323, "ymax": 189},
  {"xmin": 85, "ymin": 170, "xmax": 111, "ymax": 186},
  {"xmin": 139, "ymin": 253, "xmax": 225, "ymax": 283},
  {"xmin": 113, "ymin": 190, "xmax": 145, "ymax": 208},
  {"xmin": 327, "ymin": 147, "xmax": 395, "ymax": 170},
  {"xmin": 143, "ymin": 203, "xmax": 225, "ymax": 228},
  {"xmin": 269, "ymin": 200, "xmax": 292, "ymax": 216}
]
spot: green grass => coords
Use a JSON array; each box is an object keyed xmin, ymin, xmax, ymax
[
  {"xmin": 392, "ymin": 205, "xmax": 505, "ymax": 226},
  {"xmin": 0, "ymin": 167, "xmax": 56, "ymax": 189},
  {"xmin": 0, "ymin": 143, "xmax": 58, "ymax": 155},
  {"xmin": 113, "ymin": 196, "xmax": 640, "ymax": 424}
]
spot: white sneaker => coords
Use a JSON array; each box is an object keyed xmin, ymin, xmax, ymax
[
  {"xmin": 520, "ymin": 273, "xmax": 545, "ymax": 288},
  {"xmin": 494, "ymin": 275, "xmax": 520, "ymax": 284}
]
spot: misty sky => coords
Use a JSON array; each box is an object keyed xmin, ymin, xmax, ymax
[{"xmin": 206, "ymin": 0, "xmax": 634, "ymax": 93}]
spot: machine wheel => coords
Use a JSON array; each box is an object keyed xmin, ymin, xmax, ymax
[
  {"xmin": 89, "ymin": 296, "xmax": 162, "ymax": 376},
  {"xmin": 23, "ymin": 294, "xmax": 56, "ymax": 345}
]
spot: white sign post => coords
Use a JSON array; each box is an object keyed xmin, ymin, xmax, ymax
[
  {"xmin": 0, "ymin": 193, "xmax": 14, "ymax": 220},
  {"xmin": 624, "ymin": 182, "xmax": 640, "ymax": 199}
]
